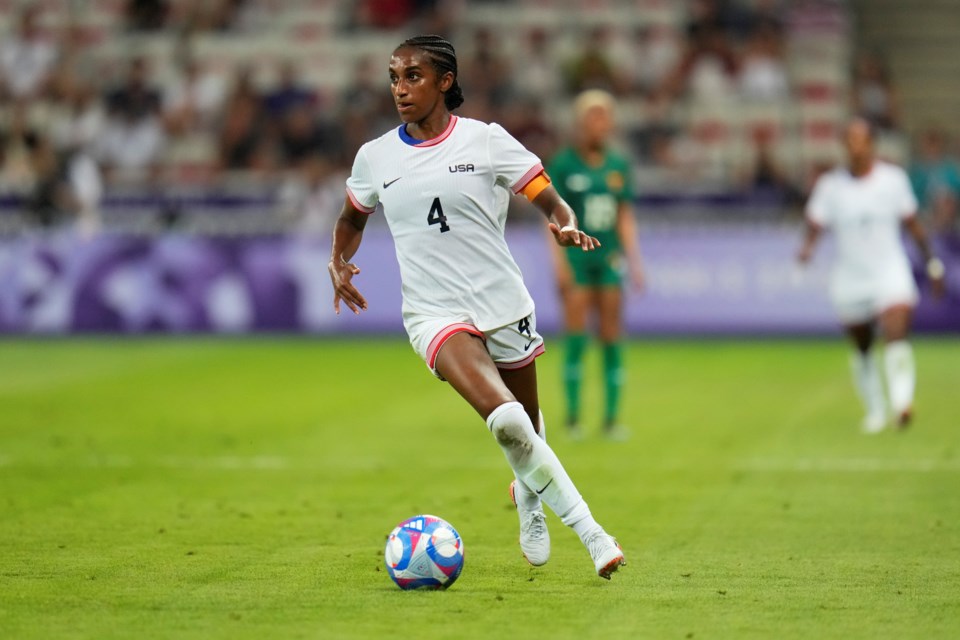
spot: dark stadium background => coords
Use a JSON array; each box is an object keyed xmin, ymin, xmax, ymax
[{"xmin": 0, "ymin": 0, "xmax": 957, "ymax": 335}]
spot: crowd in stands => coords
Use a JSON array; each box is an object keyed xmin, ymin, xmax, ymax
[{"xmin": 0, "ymin": 0, "xmax": 957, "ymax": 235}]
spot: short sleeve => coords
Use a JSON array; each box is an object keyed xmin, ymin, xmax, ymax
[
  {"xmin": 894, "ymin": 168, "xmax": 919, "ymax": 220},
  {"xmin": 805, "ymin": 175, "xmax": 831, "ymax": 227},
  {"xmin": 487, "ymin": 123, "xmax": 544, "ymax": 194},
  {"xmin": 345, "ymin": 147, "xmax": 378, "ymax": 214}
]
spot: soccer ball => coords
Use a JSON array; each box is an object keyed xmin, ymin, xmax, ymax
[{"xmin": 384, "ymin": 514, "xmax": 464, "ymax": 590}]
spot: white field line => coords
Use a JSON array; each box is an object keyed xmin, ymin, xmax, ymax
[
  {"xmin": 0, "ymin": 454, "xmax": 291, "ymax": 470},
  {"xmin": 736, "ymin": 457, "xmax": 960, "ymax": 472},
  {"xmin": 1, "ymin": 453, "xmax": 957, "ymax": 473},
  {"xmin": 158, "ymin": 455, "xmax": 289, "ymax": 470}
]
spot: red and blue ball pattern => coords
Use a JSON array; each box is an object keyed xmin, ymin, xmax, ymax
[{"xmin": 384, "ymin": 515, "xmax": 464, "ymax": 590}]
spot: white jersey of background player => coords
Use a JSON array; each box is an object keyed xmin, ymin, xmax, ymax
[
  {"xmin": 329, "ymin": 35, "xmax": 626, "ymax": 579},
  {"xmin": 799, "ymin": 118, "xmax": 945, "ymax": 432},
  {"xmin": 808, "ymin": 159, "xmax": 919, "ymax": 315}
]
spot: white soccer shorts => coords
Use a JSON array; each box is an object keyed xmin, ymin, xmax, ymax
[
  {"xmin": 408, "ymin": 312, "xmax": 546, "ymax": 379},
  {"xmin": 830, "ymin": 277, "xmax": 919, "ymax": 325}
]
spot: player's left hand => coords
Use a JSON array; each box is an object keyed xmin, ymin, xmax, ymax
[
  {"xmin": 931, "ymin": 274, "xmax": 947, "ymax": 299},
  {"xmin": 926, "ymin": 257, "xmax": 947, "ymax": 299},
  {"xmin": 630, "ymin": 266, "xmax": 646, "ymax": 292},
  {"xmin": 549, "ymin": 223, "xmax": 601, "ymax": 251}
]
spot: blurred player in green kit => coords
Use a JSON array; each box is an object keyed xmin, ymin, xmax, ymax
[{"xmin": 547, "ymin": 90, "xmax": 645, "ymax": 440}]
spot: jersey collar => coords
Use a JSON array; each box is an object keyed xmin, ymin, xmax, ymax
[
  {"xmin": 847, "ymin": 160, "xmax": 877, "ymax": 180},
  {"xmin": 398, "ymin": 115, "xmax": 458, "ymax": 148}
]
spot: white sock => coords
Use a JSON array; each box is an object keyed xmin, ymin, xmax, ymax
[
  {"xmin": 884, "ymin": 340, "xmax": 915, "ymax": 415},
  {"xmin": 512, "ymin": 411, "xmax": 546, "ymax": 512},
  {"xmin": 850, "ymin": 349, "xmax": 886, "ymax": 420},
  {"xmin": 487, "ymin": 402, "xmax": 601, "ymax": 542}
]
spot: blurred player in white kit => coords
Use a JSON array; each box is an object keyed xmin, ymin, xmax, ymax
[{"xmin": 798, "ymin": 118, "xmax": 945, "ymax": 432}]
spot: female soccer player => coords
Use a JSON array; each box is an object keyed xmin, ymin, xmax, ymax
[
  {"xmin": 548, "ymin": 90, "xmax": 645, "ymax": 440},
  {"xmin": 327, "ymin": 35, "xmax": 626, "ymax": 579},
  {"xmin": 798, "ymin": 118, "xmax": 945, "ymax": 432}
]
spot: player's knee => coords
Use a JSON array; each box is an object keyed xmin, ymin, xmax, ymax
[
  {"xmin": 881, "ymin": 320, "xmax": 909, "ymax": 342},
  {"xmin": 884, "ymin": 328, "xmax": 909, "ymax": 343},
  {"xmin": 487, "ymin": 403, "xmax": 536, "ymax": 451},
  {"xmin": 599, "ymin": 315, "xmax": 622, "ymax": 342},
  {"xmin": 490, "ymin": 417, "xmax": 526, "ymax": 446},
  {"xmin": 565, "ymin": 309, "xmax": 587, "ymax": 332},
  {"xmin": 599, "ymin": 326, "xmax": 621, "ymax": 342}
]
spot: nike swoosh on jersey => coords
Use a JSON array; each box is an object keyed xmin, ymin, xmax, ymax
[
  {"xmin": 383, "ymin": 177, "xmax": 402, "ymax": 189},
  {"xmin": 523, "ymin": 338, "xmax": 535, "ymax": 351}
]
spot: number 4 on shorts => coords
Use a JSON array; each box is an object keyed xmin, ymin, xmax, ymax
[{"xmin": 428, "ymin": 197, "xmax": 450, "ymax": 233}]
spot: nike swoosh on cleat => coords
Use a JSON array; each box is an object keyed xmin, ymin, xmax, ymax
[
  {"xmin": 535, "ymin": 479, "xmax": 554, "ymax": 495},
  {"xmin": 383, "ymin": 177, "xmax": 401, "ymax": 189}
]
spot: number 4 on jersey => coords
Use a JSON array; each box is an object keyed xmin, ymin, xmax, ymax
[{"xmin": 427, "ymin": 197, "xmax": 451, "ymax": 233}]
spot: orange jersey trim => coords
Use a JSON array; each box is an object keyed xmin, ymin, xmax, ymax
[{"xmin": 520, "ymin": 172, "xmax": 551, "ymax": 201}]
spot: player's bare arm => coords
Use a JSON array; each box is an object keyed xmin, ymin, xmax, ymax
[
  {"xmin": 797, "ymin": 219, "xmax": 822, "ymax": 264},
  {"xmin": 328, "ymin": 197, "xmax": 370, "ymax": 315},
  {"xmin": 533, "ymin": 184, "xmax": 601, "ymax": 251},
  {"xmin": 903, "ymin": 215, "xmax": 946, "ymax": 297},
  {"xmin": 545, "ymin": 223, "xmax": 574, "ymax": 293},
  {"xmin": 616, "ymin": 201, "xmax": 645, "ymax": 290}
]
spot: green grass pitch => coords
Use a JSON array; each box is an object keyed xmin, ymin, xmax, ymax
[{"xmin": 1, "ymin": 337, "xmax": 958, "ymax": 639}]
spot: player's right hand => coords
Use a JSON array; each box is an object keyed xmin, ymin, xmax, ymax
[
  {"xmin": 328, "ymin": 258, "xmax": 368, "ymax": 315},
  {"xmin": 549, "ymin": 223, "xmax": 601, "ymax": 251}
]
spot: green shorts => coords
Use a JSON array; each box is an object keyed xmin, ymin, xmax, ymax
[{"xmin": 567, "ymin": 250, "xmax": 623, "ymax": 288}]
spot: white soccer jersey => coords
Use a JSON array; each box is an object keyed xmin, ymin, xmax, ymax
[
  {"xmin": 346, "ymin": 116, "xmax": 543, "ymax": 332},
  {"xmin": 806, "ymin": 161, "xmax": 918, "ymax": 300}
]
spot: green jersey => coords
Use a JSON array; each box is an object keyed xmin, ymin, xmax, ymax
[{"xmin": 547, "ymin": 146, "xmax": 634, "ymax": 253}]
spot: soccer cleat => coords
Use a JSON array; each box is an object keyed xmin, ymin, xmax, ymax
[
  {"xmin": 861, "ymin": 412, "xmax": 887, "ymax": 434},
  {"xmin": 585, "ymin": 530, "xmax": 625, "ymax": 579},
  {"xmin": 509, "ymin": 480, "xmax": 550, "ymax": 566},
  {"xmin": 896, "ymin": 407, "xmax": 913, "ymax": 430},
  {"xmin": 603, "ymin": 424, "xmax": 630, "ymax": 442}
]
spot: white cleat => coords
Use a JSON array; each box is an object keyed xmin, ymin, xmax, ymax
[
  {"xmin": 896, "ymin": 407, "xmax": 913, "ymax": 430},
  {"xmin": 861, "ymin": 412, "xmax": 887, "ymax": 434},
  {"xmin": 509, "ymin": 480, "xmax": 550, "ymax": 566},
  {"xmin": 585, "ymin": 530, "xmax": 626, "ymax": 579},
  {"xmin": 603, "ymin": 424, "xmax": 631, "ymax": 442}
]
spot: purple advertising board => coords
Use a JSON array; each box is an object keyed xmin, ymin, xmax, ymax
[{"xmin": 0, "ymin": 225, "xmax": 956, "ymax": 335}]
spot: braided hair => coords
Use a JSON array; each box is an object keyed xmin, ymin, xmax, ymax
[{"xmin": 397, "ymin": 35, "xmax": 464, "ymax": 111}]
